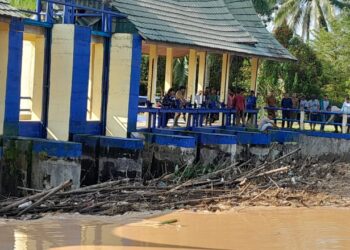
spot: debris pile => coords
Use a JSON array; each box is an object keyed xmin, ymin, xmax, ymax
[{"xmin": 1, "ymin": 148, "xmax": 350, "ymax": 219}]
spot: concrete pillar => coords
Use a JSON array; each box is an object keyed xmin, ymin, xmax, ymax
[
  {"xmin": 147, "ymin": 44, "xmax": 158, "ymax": 104},
  {"xmin": 219, "ymin": 53, "xmax": 231, "ymax": 124},
  {"xmin": 0, "ymin": 22, "xmax": 9, "ymax": 135},
  {"xmin": 187, "ymin": 49, "xmax": 197, "ymax": 104},
  {"xmin": 197, "ymin": 52, "xmax": 206, "ymax": 93},
  {"xmin": 47, "ymin": 25, "xmax": 91, "ymax": 141},
  {"xmin": 300, "ymin": 111, "xmax": 305, "ymax": 130},
  {"xmin": 164, "ymin": 48, "xmax": 173, "ymax": 93},
  {"xmin": 1, "ymin": 19, "xmax": 24, "ymax": 136},
  {"xmin": 106, "ymin": 34, "xmax": 142, "ymax": 138},
  {"xmin": 342, "ymin": 113, "xmax": 348, "ymax": 134},
  {"xmin": 251, "ymin": 57, "xmax": 259, "ymax": 94},
  {"xmin": 220, "ymin": 53, "xmax": 231, "ymax": 105}
]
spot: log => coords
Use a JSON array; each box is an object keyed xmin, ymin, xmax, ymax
[
  {"xmin": 0, "ymin": 190, "xmax": 51, "ymax": 214},
  {"xmin": 17, "ymin": 180, "xmax": 72, "ymax": 216}
]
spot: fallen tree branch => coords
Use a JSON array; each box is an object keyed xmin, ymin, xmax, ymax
[{"xmin": 17, "ymin": 180, "xmax": 72, "ymax": 216}]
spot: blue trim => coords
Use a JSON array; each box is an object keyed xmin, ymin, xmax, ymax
[
  {"xmin": 99, "ymin": 136, "xmax": 144, "ymax": 150},
  {"xmin": 92, "ymin": 31, "xmax": 111, "ymax": 38},
  {"xmin": 32, "ymin": 139, "xmax": 82, "ymax": 158},
  {"xmin": 4, "ymin": 19, "xmax": 24, "ymax": 136},
  {"xmin": 69, "ymin": 26, "xmax": 91, "ymax": 136},
  {"xmin": 127, "ymin": 34, "xmax": 142, "ymax": 136},
  {"xmin": 154, "ymin": 134, "xmax": 196, "ymax": 148},
  {"xmin": 23, "ymin": 19, "xmax": 53, "ymax": 28},
  {"xmin": 270, "ymin": 130, "xmax": 300, "ymax": 143},
  {"xmin": 19, "ymin": 122, "xmax": 44, "ymax": 138},
  {"xmin": 73, "ymin": 134, "xmax": 100, "ymax": 146},
  {"xmin": 200, "ymin": 133, "xmax": 237, "ymax": 145},
  {"xmin": 0, "ymin": 147, "xmax": 3, "ymax": 160}
]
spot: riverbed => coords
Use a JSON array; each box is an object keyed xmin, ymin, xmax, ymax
[{"xmin": 1, "ymin": 207, "xmax": 350, "ymax": 250}]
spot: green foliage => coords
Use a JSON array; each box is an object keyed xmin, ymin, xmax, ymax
[
  {"xmin": 313, "ymin": 10, "xmax": 350, "ymax": 102},
  {"xmin": 258, "ymin": 22, "xmax": 324, "ymax": 100},
  {"xmin": 252, "ymin": 0, "xmax": 276, "ymax": 16},
  {"xmin": 10, "ymin": 0, "xmax": 36, "ymax": 10},
  {"xmin": 274, "ymin": 0, "xmax": 345, "ymax": 40}
]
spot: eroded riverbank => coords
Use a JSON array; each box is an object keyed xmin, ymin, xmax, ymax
[{"xmin": 1, "ymin": 207, "xmax": 350, "ymax": 250}]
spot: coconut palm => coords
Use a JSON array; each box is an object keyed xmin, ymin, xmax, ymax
[{"xmin": 274, "ymin": 0, "xmax": 350, "ymax": 40}]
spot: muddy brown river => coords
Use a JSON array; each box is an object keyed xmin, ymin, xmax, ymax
[{"xmin": 1, "ymin": 207, "xmax": 350, "ymax": 250}]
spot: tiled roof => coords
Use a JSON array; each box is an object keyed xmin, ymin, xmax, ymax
[
  {"xmin": 223, "ymin": 0, "xmax": 296, "ymax": 61},
  {"xmin": 0, "ymin": 0, "xmax": 25, "ymax": 18},
  {"xmin": 111, "ymin": 0, "xmax": 295, "ymax": 61},
  {"xmin": 111, "ymin": 0, "xmax": 258, "ymax": 50}
]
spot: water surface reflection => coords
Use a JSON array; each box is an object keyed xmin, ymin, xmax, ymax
[{"xmin": 1, "ymin": 208, "xmax": 350, "ymax": 250}]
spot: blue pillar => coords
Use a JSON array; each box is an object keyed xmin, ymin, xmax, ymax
[
  {"xmin": 63, "ymin": 0, "xmax": 75, "ymax": 24},
  {"xmin": 69, "ymin": 26, "xmax": 91, "ymax": 138},
  {"xmin": 3, "ymin": 19, "xmax": 24, "ymax": 136},
  {"xmin": 127, "ymin": 34, "xmax": 142, "ymax": 136}
]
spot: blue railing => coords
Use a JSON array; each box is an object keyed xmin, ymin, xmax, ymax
[
  {"xmin": 264, "ymin": 107, "xmax": 350, "ymax": 132},
  {"xmin": 138, "ymin": 107, "xmax": 259, "ymax": 129}
]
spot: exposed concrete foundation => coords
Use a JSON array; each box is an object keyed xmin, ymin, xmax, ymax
[
  {"xmin": 0, "ymin": 137, "xmax": 82, "ymax": 195},
  {"xmin": 133, "ymin": 132, "xmax": 196, "ymax": 179},
  {"xmin": 74, "ymin": 135, "xmax": 144, "ymax": 185},
  {"xmin": 30, "ymin": 140, "xmax": 82, "ymax": 190},
  {"xmin": 299, "ymin": 135, "xmax": 350, "ymax": 161}
]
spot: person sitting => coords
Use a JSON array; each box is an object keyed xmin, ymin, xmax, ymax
[
  {"xmin": 161, "ymin": 88, "xmax": 176, "ymax": 127},
  {"xmin": 281, "ymin": 93, "xmax": 293, "ymax": 128},
  {"xmin": 259, "ymin": 115, "xmax": 276, "ymax": 132}
]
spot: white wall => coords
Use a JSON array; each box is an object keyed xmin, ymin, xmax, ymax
[
  {"xmin": 47, "ymin": 25, "xmax": 74, "ymax": 141},
  {"xmin": 106, "ymin": 34, "xmax": 133, "ymax": 138}
]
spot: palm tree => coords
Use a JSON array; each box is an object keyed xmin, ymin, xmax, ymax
[
  {"xmin": 274, "ymin": 0, "xmax": 350, "ymax": 40},
  {"xmin": 10, "ymin": 0, "xmax": 36, "ymax": 10}
]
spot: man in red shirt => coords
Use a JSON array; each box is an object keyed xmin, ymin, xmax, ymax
[{"xmin": 233, "ymin": 89, "xmax": 246, "ymax": 126}]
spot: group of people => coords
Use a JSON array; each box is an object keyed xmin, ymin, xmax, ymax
[
  {"xmin": 265, "ymin": 92, "xmax": 350, "ymax": 132},
  {"xmin": 160, "ymin": 86, "xmax": 258, "ymax": 127}
]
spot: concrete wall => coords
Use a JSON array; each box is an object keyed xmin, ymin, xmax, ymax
[
  {"xmin": 106, "ymin": 33, "xmax": 142, "ymax": 138},
  {"xmin": 0, "ymin": 22, "xmax": 9, "ymax": 135},
  {"xmin": 300, "ymin": 135, "xmax": 350, "ymax": 161},
  {"xmin": 47, "ymin": 25, "xmax": 74, "ymax": 140}
]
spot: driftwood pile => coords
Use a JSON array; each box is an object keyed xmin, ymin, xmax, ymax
[{"xmin": 1, "ymin": 147, "xmax": 348, "ymax": 219}]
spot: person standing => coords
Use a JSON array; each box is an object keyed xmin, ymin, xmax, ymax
[
  {"xmin": 266, "ymin": 92, "xmax": 277, "ymax": 120},
  {"xmin": 162, "ymin": 88, "xmax": 176, "ymax": 127},
  {"xmin": 291, "ymin": 93, "xmax": 299, "ymax": 128},
  {"xmin": 233, "ymin": 89, "xmax": 246, "ymax": 126},
  {"xmin": 341, "ymin": 96, "xmax": 350, "ymax": 133},
  {"xmin": 320, "ymin": 95, "xmax": 331, "ymax": 131},
  {"xmin": 246, "ymin": 90, "xmax": 257, "ymax": 125},
  {"xmin": 281, "ymin": 93, "xmax": 293, "ymax": 128},
  {"xmin": 174, "ymin": 86, "xmax": 187, "ymax": 127},
  {"xmin": 308, "ymin": 95, "xmax": 320, "ymax": 131}
]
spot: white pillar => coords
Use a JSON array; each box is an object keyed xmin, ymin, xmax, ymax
[
  {"xmin": 147, "ymin": 44, "xmax": 158, "ymax": 104},
  {"xmin": 220, "ymin": 53, "xmax": 231, "ymax": 105},
  {"xmin": 219, "ymin": 53, "xmax": 231, "ymax": 124},
  {"xmin": 197, "ymin": 52, "xmax": 206, "ymax": 93},
  {"xmin": 300, "ymin": 111, "xmax": 305, "ymax": 130},
  {"xmin": 342, "ymin": 113, "xmax": 348, "ymax": 134},
  {"xmin": 251, "ymin": 57, "xmax": 259, "ymax": 94},
  {"xmin": 47, "ymin": 25, "xmax": 75, "ymax": 140},
  {"xmin": 165, "ymin": 48, "xmax": 173, "ymax": 93},
  {"xmin": 187, "ymin": 49, "xmax": 197, "ymax": 104}
]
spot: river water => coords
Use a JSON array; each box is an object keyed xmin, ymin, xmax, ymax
[{"xmin": 1, "ymin": 207, "xmax": 350, "ymax": 250}]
